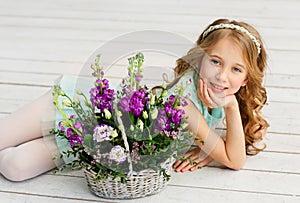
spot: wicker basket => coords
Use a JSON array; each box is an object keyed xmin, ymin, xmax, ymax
[
  {"xmin": 83, "ymin": 160, "xmax": 173, "ymax": 199},
  {"xmin": 83, "ymin": 109, "xmax": 174, "ymax": 199}
]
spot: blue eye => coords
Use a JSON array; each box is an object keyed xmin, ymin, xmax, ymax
[
  {"xmin": 211, "ymin": 59, "xmax": 220, "ymax": 65},
  {"xmin": 233, "ymin": 67, "xmax": 242, "ymax": 72}
]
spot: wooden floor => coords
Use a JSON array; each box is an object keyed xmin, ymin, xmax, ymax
[{"xmin": 0, "ymin": 0, "xmax": 300, "ymax": 202}]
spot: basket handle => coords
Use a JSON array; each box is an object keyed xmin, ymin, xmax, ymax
[{"xmin": 114, "ymin": 105, "xmax": 133, "ymax": 177}]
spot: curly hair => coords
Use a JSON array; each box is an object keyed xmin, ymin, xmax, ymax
[{"xmin": 172, "ymin": 19, "xmax": 269, "ymax": 155}]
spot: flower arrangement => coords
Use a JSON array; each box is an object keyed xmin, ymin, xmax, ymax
[{"xmin": 51, "ymin": 52, "xmax": 193, "ymax": 185}]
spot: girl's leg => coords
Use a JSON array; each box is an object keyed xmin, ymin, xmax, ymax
[
  {"xmin": 0, "ymin": 138, "xmax": 56, "ymax": 181},
  {"xmin": 0, "ymin": 91, "xmax": 54, "ymax": 150},
  {"xmin": 0, "ymin": 91, "xmax": 58, "ymax": 181}
]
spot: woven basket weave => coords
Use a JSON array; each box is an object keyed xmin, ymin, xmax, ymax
[{"xmin": 83, "ymin": 163, "xmax": 172, "ymax": 199}]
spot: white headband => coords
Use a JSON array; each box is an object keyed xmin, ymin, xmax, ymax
[{"xmin": 202, "ymin": 23, "xmax": 261, "ymax": 54}]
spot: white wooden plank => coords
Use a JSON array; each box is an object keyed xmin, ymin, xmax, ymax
[
  {"xmin": 0, "ymin": 0, "xmax": 299, "ymax": 20},
  {"xmin": 170, "ymin": 167, "xmax": 300, "ymax": 196},
  {"xmin": 0, "ymin": 58, "xmax": 84, "ymax": 75},
  {"xmin": 0, "ymin": 85, "xmax": 50, "ymax": 101},
  {"xmin": 0, "ymin": 192, "xmax": 105, "ymax": 203},
  {"xmin": 243, "ymin": 152, "xmax": 300, "ymax": 174},
  {"xmin": 0, "ymin": 72, "xmax": 60, "ymax": 86},
  {"xmin": 264, "ymin": 133, "xmax": 300, "ymax": 153},
  {"xmin": 264, "ymin": 74, "xmax": 300, "ymax": 89},
  {"xmin": 267, "ymin": 87, "xmax": 300, "ymax": 103},
  {"xmin": 266, "ymin": 117, "xmax": 300, "ymax": 135},
  {"xmin": 263, "ymin": 102, "xmax": 300, "ymax": 119}
]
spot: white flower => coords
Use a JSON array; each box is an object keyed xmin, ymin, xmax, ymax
[
  {"xmin": 109, "ymin": 145, "xmax": 127, "ymax": 163},
  {"xmin": 110, "ymin": 129, "xmax": 118, "ymax": 138},
  {"xmin": 181, "ymin": 122, "xmax": 189, "ymax": 129},
  {"xmin": 142, "ymin": 111, "xmax": 148, "ymax": 119},
  {"xmin": 93, "ymin": 124, "xmax": 116, "ymax": 142},
  {"xmin": 62, "ymin": 99, "xmax": 72, "ymax": 107},
  {"xmin": 150, "ymin": 95, "xmax": 156, "ymax": 105},
  {"xmin": 73, "ymin": 96, "xmax": 80, "ymax": 105},
  {"xmin": 137, "ymin": 118, "xmax": 144, "ymax": 131},
  {"xmin": 76, "ymin": 89, "xmax": 83, "ymax": 95},
  {"xmin": 130, "ymin": 125, "xmax": 134, "ymax": 131},
  {"xmin": 103, "ymin": 108, "xmax": 112, "ymax": 119},
  {"xmin": 161, "ymin": 90, "xmax": 167, "ymax": 97},
  {"xmin": 150, "ymin": 107, "xmax": 158, "ymax": 119}
]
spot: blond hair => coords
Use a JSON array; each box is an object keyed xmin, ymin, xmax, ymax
[{"xmin": 173, "ymin": 19, "xmax": 269, "ymax": 155}]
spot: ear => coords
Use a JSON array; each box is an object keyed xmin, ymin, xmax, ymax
[{"xmin": 242, "ymin": 78, "xmax": 248, "ymax": 87}]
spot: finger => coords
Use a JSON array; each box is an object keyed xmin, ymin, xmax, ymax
[
  {"xmin": 174, "ymin": 159, "xmax": 192, "ymax": 172},
  {"xmin": 203, "ymin": 82, "xmax": 214, "ymax": 108},
  {"xmin": 189, "ymin": 157, "xmax": 213, "ymax": 172},
  {"xmin": 173, "ymin": 151, "xmax": 195, "ymax": 170},
  {"xmin": 175, "ymin": 154, "xmax": 202, "ymax": 172},
  {"xmin": 180, "ymin": 163, "xmax": 198, "ymax": 172},
  {"xmin": 173, "ymin": 160, "xmax": 182, "ymax": 169},
  {"xmin": 197, "ymin": 79, "xmax": 204, "ymax": 100}
]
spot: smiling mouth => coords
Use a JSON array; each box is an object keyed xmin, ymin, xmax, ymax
[{"xmin": 210, "ymin": 82, "xmax": 228, "ymax": 92}]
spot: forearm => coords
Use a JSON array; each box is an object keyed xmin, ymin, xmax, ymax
[
  {"xmin": 223, "ymin": 101, "xmax": 246, "ymax": 169},
  {"xmin": 183, "ymin": 99, "xmax": 246, "ymax": 170}
]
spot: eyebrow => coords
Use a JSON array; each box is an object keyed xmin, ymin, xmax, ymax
[{"xmin": 209, "ymin": 54, "xmax": 246, "ymax": 70}]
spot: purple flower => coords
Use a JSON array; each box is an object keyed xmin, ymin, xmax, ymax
[
  {"xmin": 155, "ymin": 109, "xmax": 171, "ymax": 132},
  {"xmin": 168, "ymin": 95, "xmax": 176, "ymax": 104},
  {"xmin": 58, "ymin": 121, "xmax": 65, "ymax": 131},
  {"xmin": 172, "ymin": 109, "xmax": 184, "ymax": 126},
  {"xmin": 69, "ymin": 134, "xmax": 83, "ymax": 147},
  {"xmin": 135, "ymin": 74, "xmax": 142, "ymax": 82},
  {"xmin": 74, "ymin": 121, "xmax": 82, "ymax": 129},
  {"xmin": 120, "ymin": 88, "xmax": 148, "ymax": 117},
  {"xmin": 179, "ymin": 96, "xmax": 188, "ymax": 107},
  {"xmin": 120, "ymin": 96, "xmax": 130, "ymax": 111},
  {"xmin": 89, "ymin": 79, "xmax": 115, "ymax": 112},
  {"xmin": 164, "ymin": 102, "xmax": 174, "ymax": 115},
  {"xmin": 65, "ymin": 127, "xmax": 83, "ymax": 147}
]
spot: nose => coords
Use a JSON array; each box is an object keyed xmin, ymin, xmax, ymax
[{"xmin": 215, "ymin": 67, "xmax": 228, "ymax": 82}]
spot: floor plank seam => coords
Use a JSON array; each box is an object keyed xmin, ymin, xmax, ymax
[
  {"xmin": 0, "ymin": 190, "xmax": 114, "ymax": 203},
  {"xmin": 167, "ymin": 184, "xmax": 299, "ymax": 197}
]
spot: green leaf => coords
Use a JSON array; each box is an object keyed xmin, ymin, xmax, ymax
[{"xmin": 84, "ymin": 134, "xmax": 93, "ymax": 147}]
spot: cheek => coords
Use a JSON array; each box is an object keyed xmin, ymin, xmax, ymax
[
  {"xmin": 230, "ymin": 78, "xmax": 247, "ymax": 93},
  {"xmin": 200, "ymin": 61, "xmax": 217, "ymax": 79}
]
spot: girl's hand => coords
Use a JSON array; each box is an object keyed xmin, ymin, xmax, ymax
[
  {"xmin": 197, "ymin": 78, "xmax": 236, "ymax": 109},
  {"xmin": 173, "ymin": 147, "xmax": 213, "ymax": 172}
]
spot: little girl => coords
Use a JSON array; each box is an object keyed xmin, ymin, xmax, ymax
[
  {"xmin": 0, "ymin": 18, "xmax": 269, "ymax": 181},
  {"xmin": 172, "ymin": 19, "xmax": 269, "ymax": 172}
]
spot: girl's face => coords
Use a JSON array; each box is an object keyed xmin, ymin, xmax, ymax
[{"xmin": 200, "ymin": 37, "xmax": 248, "ymax": 98}]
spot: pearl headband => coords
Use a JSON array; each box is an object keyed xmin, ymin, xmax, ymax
[{"xmin": 202, "ymin": 23, "xmax": 261, "ymax": 54}]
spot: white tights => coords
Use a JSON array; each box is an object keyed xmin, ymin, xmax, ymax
[{"xmin": 0, "ymin": 91, "xmax": 58, "ymax": 181}]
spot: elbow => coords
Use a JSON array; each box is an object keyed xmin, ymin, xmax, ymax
[
  {"xmin": 227, "ymin": 159, "xmax": 246, "ymax": 171},
  {"xmin": 229, "ymin": 164, "xmax": 243, "ymax": 171}
]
